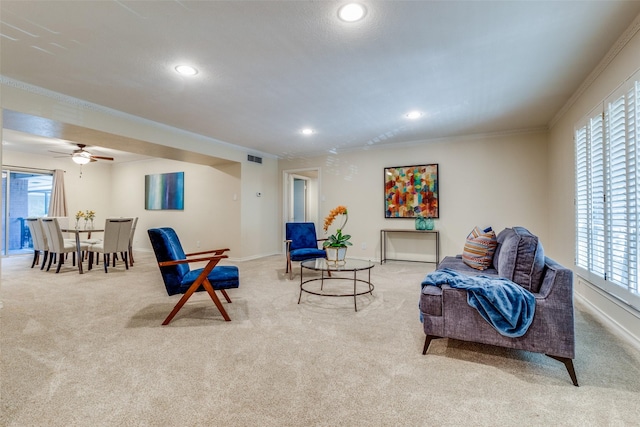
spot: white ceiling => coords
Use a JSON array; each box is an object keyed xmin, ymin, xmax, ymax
[{"xmin": 2, "ymin": 1, "xmax": 640, "ymax": 159}]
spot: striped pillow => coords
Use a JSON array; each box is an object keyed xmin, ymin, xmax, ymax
[{"xmin": 462, "ymin": 226, "xmax": 498, "ymax": 270}]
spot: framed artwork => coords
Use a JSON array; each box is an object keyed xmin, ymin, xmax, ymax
[
  {"xmin": 384, "ymin": 164, "xmax": 439, "ymax": 218},
  {"xmin": 145, "ymin": 172, "xmax": 184, "ymax": 210}
]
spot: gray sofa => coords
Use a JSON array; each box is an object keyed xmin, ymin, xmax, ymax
[{"xmin": 420, "ymin": 226, "xmax": 578, "ymax": 386}]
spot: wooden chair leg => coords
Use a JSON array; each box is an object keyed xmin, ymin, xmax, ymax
[
  {"xmin": 220, "ymin": 289, "xmax": 232, "ymax": 303},
  {"xmin": 47, "ymin": 253, "xmax": 55, "ymax": 271},
  {"xmin": 40, "ymin": 251, "xmax": 48, "ymax": 270},
  {"xmin": 129, "ymin": 246, "xmax": 134, "ymax": 266},
  {"xmin": 202, "ymin": 279, "xmax": 231, "ymax": 321},
  {"xmin": 31, "ymin": 250, "xmax": 39, "ymax": 268},
  {"xmin": 104, "ymin": 254, "xmax": 109, "ymax": 273},
  {"xmin": 124, "ymin": 251, "xmax": 129, "ymax": 270},
  {"xmin": 55, "ymin": 255, "xmax": 64, "ymax": 273},
  {"xmin": 162, "ymin": 277, "xmax": 206, "ymax": 325}
]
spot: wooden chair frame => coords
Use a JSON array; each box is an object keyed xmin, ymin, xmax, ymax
[{"xmin": 157, "ymin": 248, "xmax": 232, "ymax": 325}]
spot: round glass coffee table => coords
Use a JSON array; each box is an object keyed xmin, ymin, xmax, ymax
[{"xmin": 298, "ymin": 258, "xmax": 374, "ymax": 312}]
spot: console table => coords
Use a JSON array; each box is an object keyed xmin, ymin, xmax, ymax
[{"xmin": 380, "ymin": 229, "xmax": 439, "ymax": 265}]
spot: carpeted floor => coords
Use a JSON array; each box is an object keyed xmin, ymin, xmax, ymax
[{"xmin": 1, "ymin": 253, "xmax": 640, "ymax": 426}]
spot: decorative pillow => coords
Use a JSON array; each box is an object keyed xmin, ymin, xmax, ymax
[
  {"xmin": 492, "ymin": 227, "xmax": 515, "ymax": 270},
  {"xmin": 495, "ymin": 226, "xmax": 545, "ymax": 292},
  {"xmin": 462, "ymin": 226, "xmax": 498, "ymax": 270}
]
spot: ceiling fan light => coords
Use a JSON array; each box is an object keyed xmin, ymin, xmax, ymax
[{"xmin": 72, "ymin": 152, "xmax": 91, "ymax": 165}]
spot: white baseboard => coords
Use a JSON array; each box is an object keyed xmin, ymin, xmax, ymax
[{"xmin": 575, "ymin": 279, "xmax": 640, "ymax": 352}]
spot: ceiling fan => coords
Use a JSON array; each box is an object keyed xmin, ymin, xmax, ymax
[{"xmin": 50, "ymin": 144, "xmax": 114, "ymax": 165}]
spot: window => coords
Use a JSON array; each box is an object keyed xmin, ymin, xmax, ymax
[
  {"xmin": 1, "ymin": 169, "xmax": 53, "ymax": 256},
  {"xmin": 575, "ymin": 69, "xmax": 640, "ymax": 310}
]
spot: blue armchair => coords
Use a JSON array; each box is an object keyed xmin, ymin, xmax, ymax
[
  {"xmin": 285, "ymin": 222, "xmax": 326, "ymax": 279},
  {"xmin": 148, "ymin": 227, "xmax": 239, "ymax": 325}
]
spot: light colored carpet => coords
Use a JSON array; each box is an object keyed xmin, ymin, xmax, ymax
[{"xmin": 1, "ymin": 253, "xmax": 640, "ymax": 426}]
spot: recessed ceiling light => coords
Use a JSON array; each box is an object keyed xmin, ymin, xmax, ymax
[
  {"xmin": 301, "ymin": 128, "xmax": 315, "ymax": 135},
  {"xmin": 405, "ymin": 111, "xmax": 423, "ymax": 120},
  {"xmin": 175, "ymin": 65, "xmax": 198, "ymax": 76},
  {"xmin": 338, "ymin": 3, "xmax": 366, "ymax": 22}
]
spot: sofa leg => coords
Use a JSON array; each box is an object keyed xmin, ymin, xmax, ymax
[
  {"xmin": 422, "ymin": 335, "xmax": 442, "ymax": 355},
  {"xmin": 546, "ymin": 354, "xmax": 579, "ymax": 387}
]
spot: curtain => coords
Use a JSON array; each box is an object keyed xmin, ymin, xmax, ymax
[{"xmin": 48, "ymin": 169, "xmax": 68, "ymax": 217}]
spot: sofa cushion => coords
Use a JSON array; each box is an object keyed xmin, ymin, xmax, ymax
[
  {"xmin": 495, "ymin": 226, "xmax": 545, "ymax": 293},
  {"xmin": 462, "ymin": 226, "xmax": 498, "ymax": 270}
]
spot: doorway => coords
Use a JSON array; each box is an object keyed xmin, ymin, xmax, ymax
[
  {"xmin": 283, "ymin": 168, "xmax": 320, "ymax": 226},
  {"xmin": 1, "ymin": 168, "xmax": 53, "ymax": 256}
]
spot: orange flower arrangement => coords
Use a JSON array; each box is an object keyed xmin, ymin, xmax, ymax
[
  {"xmin": 323, "ymin": 205, "xmax": 348, "ymax": 232},
  {"xmin": 323, "ymin": 205, "xmax": 352, "ymax": 248}
]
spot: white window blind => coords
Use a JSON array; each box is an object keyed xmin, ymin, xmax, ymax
[{"xmin": 575, "ymin": 70, "xmax": 640, "ymax": 310}]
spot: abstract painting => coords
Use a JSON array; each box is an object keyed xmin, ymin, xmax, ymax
[
  {"xmin": 145, "ymin": 172, "xmax": 184, "ymax": 210},
  {"xmin": 384, "ymin": 164, "xmax": 439, "ymax": 218}
]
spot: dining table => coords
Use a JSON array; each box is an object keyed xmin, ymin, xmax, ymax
[{"xmin": 61, "ymin": 227, "xmax": 104, "ymax": 274}]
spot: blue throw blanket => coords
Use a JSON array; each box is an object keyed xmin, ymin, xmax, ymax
[{"xmin": 421, "ymin": 268, "xmax": 536, "ymax": 338}]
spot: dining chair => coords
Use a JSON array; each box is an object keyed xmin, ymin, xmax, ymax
[
  {"xmin": 41, "ymin": 217, "xmax": 88, "ymax": 273},
  {"xmin": 87, "ymin": 218, "xmax": 133, "ymax": 273},
  {"xmin": 148, "ymin": 227, "xmax": 239, "ymax": 325},
  {"xmin": 25, "ymin": 217, "xmax": 48, "ymax": 269},
  {"xmin": 285, "ymin": 222, "xmax": 327, "ymax": 279}
]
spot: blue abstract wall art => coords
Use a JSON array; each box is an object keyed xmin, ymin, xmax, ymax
[{"xmin": 145, "ymin": 172, "xmax": 184, "ymax": 210}]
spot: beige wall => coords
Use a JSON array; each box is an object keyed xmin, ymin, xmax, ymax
[
  {"xmin": 110, "ymin": 158, "xmax": 242, "ymax": 257},
  {"xmin": 279, "ymin": 130, "xmax": 549, "ymax": 262},
  {"xmin": 240, "ymin": 157, "xmax": 281, "ymax": 260},
  {"xmin": 548, "ymin": 24, "xmax": 640, "ymax": 345}
]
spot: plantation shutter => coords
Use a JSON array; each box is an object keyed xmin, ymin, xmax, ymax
[
  {"xmin": 605, "ymin": 94, "xmax": 629, "ymax": 287},
  {"xmin": 589, "ymin": 113, "xmax": 606, "ymax": 278},
  {"xmin": 628, "ymin": 79, "xmax": 639, "ymax": 295},
  {"xmin": 575, "ymin": 126, "xmax": 589, "ymax": 269}
]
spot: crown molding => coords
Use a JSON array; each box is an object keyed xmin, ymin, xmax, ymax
[{"xmin": 549, "ymin": 12, "xmax": 640, "ymax": 128}]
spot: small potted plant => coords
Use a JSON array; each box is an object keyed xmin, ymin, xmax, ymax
[{"xmin": 323, "ymin": 205, "xmax": 352, "ymax": 262}]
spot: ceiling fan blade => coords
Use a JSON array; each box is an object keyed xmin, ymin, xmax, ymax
[
  {"xmin": 90, "ymin": 155, "xmax": 114, "ymax": 161},
  {"xmin": 49, "ymin": 150, "xmax": 72, "ymax": 155}
]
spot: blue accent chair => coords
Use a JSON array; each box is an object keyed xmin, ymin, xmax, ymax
[
  {"xmin": 148, "ymin": 227, "xmax": 239, "ymax": 325},
  {"xmin": 285, "ymin": 222, "xmax": 326, "ymax": 279}
]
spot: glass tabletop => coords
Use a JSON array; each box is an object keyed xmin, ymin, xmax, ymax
[
  {"xmin": 301, "ymin": 258, "xmax": 374, "ymax": 272},
  {"xmin": 61, "ymin": 228, "xmax": 104, "ymax": 233}
]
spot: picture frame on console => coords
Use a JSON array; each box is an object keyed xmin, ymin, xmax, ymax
[{"xmin": 384, "ymin": 164, "xmax": 439, "ymax": 218}]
